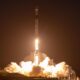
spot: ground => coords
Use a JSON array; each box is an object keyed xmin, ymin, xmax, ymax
[{"xmin": 0, "ymin": 71, "xmax": 58, "ymax": 80}]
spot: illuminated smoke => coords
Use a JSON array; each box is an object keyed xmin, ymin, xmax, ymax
[
  {"xmin": 4, "ymin": 53, "xmax": 76, "ymax": 79},
  {"xmin": 4, "ymin": 38, "xmax": 77, "ymax": 79}
]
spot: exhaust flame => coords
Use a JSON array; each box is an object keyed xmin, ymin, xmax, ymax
[{"xmin": 35, "ymin": 38, "xmax": 39, "ymax": 51}]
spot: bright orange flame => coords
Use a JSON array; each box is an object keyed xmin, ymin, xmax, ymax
[{"xmin": 35, "ymin": 38, "xmax": 39, "ymax": 51}]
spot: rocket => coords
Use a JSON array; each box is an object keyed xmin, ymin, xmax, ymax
[
  {"xmin": 35, "ymin": 7, "xmax": 39, "ymax": 38},
  {"xmin": 35, "ymin": 7, "xmax": 39, "ymax": 53},
  {"xmin": 34, "ymin": 7, "xmax": 39, "ymax": 66}
]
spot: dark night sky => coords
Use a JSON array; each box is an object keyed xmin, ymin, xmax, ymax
[{"xmin": 0, "ymin": 0, "xmax": 80, "ymax": 76}]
